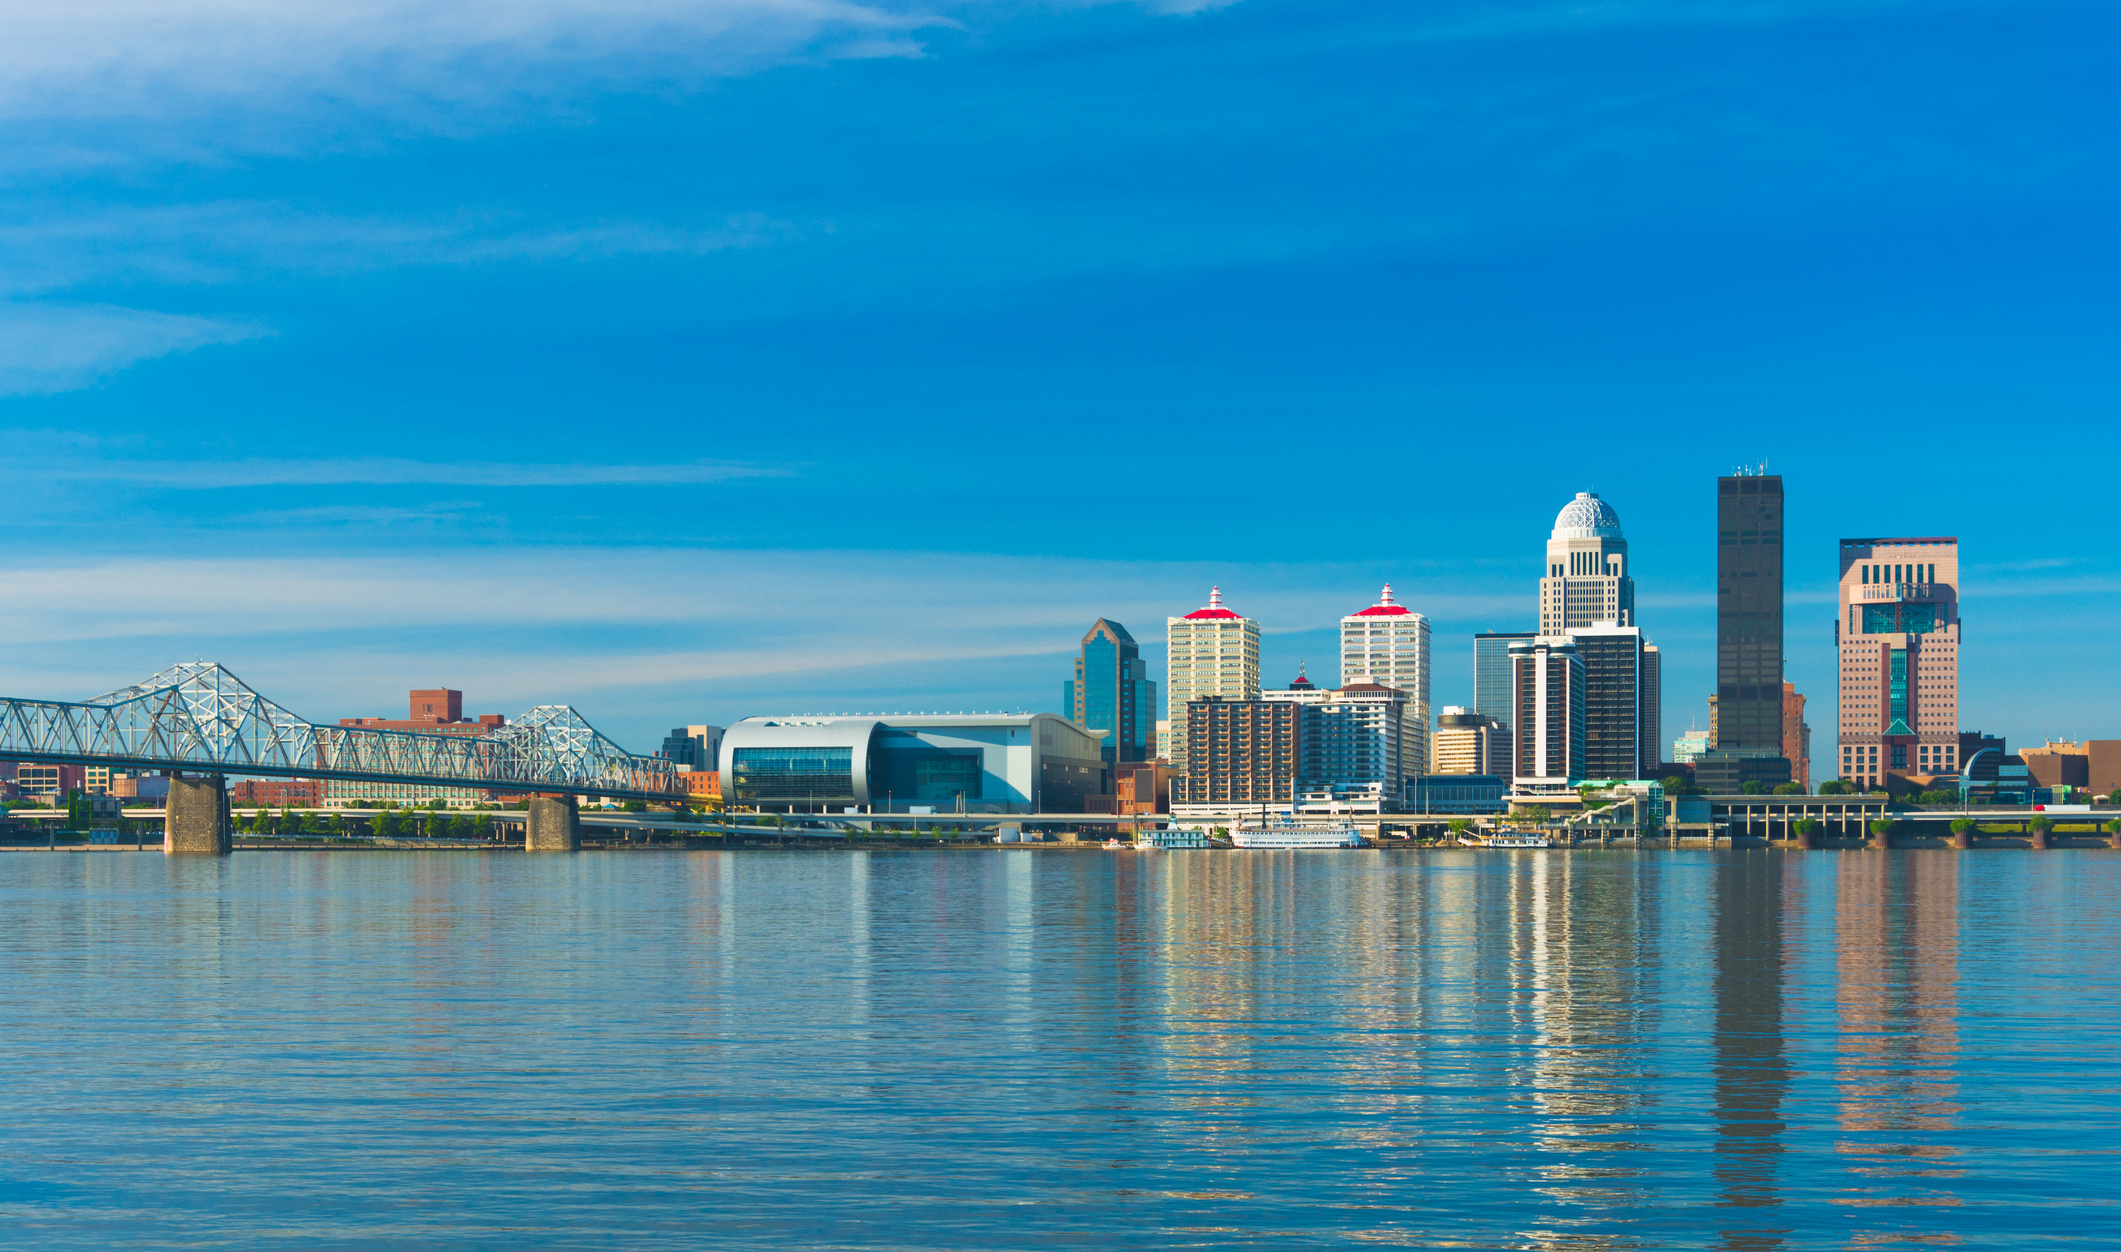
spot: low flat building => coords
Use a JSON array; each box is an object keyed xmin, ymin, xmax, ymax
[
  {"xmin": 719, "ymin": 712, "xmax": 1106, "ymax": 814},
  {"xmin": 1407, "ymin": 774, "xmax": 1507, "ymax": 815}
]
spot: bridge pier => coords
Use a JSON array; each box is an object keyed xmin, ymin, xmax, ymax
[
  {"xmin": 1951, "ymin": 828, "xmax": 1972, "ymax": 850},
  {"xmin": 165, "ymin": 774, "xmax": 231, "ymax": 855},
  {"xmin": 526, "ymin": 796, "xmax": 579, "ymax": 852},
  {"xmin": 1793, "ymin": 829, "xmax": 1816, "ymax": 850},
  {"xmin": 2030, "ymin": 826, "xmax": 2051, "ymax": 851}
]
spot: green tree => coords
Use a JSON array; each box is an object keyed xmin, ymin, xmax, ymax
[
  {"xmin": 2105, "ymin": 818, "xmax": 2121, "ymax": 837},
  {"xmin": 622, "ymin": 799, "xmax": 647, "ymax": 813},
  {"xmin": 2028, "ymin": 815, "xmax": 2053, "ymax": 834},
  {"xmin": 1773, "ymin": 782, "xmax": 1806, "ymax": 796},
  {"xmin": 329, "ymin": 811, "xmax": 347, "ymax": 837},
  {"xmin": 1447, "ymin": 819, "xmax": 1470, "ymax": 835},
  {"xmin": 473, "ymin": 813, "xmax": 495, "ymax": 841},
  {"xmin": 1741, "ymin": 780, "xmax": 1766, "ymax": 795},
  {"xmin": 1868, "ymin": 818, "xmax": 1896, "ymax": 839},
  {"xmin": 1818, "ymin": 780, "xmax": 1854, "ymax": 796},
  {"xmin": 1519, "ymin": 805, "xmax": 1550, "ymax": 825},
  {"xmin": 1950, "ymin": 818, "xmax": 1977, "ymax": 836},
  {"xmin": 1792, "ymin": 818, "xmax": 1822, "ymax": 837}
]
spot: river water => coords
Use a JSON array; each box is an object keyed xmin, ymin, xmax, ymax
[{"xmin": 2, "ymin": 848, "xmax": 2115, "ymax": 1249}]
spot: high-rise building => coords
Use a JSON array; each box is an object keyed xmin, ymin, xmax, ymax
[
  {"xmin": 1175, "ymin": 696, "xmax": 1302, "ymax": 814},
  {"xmin": 1540, "ymin": 493, "xmax": 1635, "ymax": 634},
  {"xmin": 1509, "ymin": 637, "xmax": 1586, "ymax": 791},
  {"xmin": 1641, "ymin": 643, "xmax": 1661, "ymax": 770},
  {"xmin": 1568, "ymin": 623, "xmax": 1650, "ymax": 780},
  {"xmin": 1473, "ymin": 631, "xmax": 1536, "ymax": 730},
  {"xmin": 659, "ymin": 725, "xmax": 726, "ymax": 771},
  {"xmin": 1672, "ymin": 728, "xmax": 1710, "ymax": 763},
  {"xmin": 1340, "ymin": 584, "xmax": 1431, "ymax": 776},
  {"xmin": 1432, "ymin": 707, "xmax": 1509, "ymax": 776},
  {"xmin": 1780, "ymin": 682, "xmax": 1810, "ymax": 791},
  {"xmin": 1716, "ymin": 473, "xmax": 1785, "ymax": 751},
  {"xmin": 1836, "ymin": 537, "xmax": 1959, "ymax": 791},
  {"xmin": 1297, "ymin": 682, "xmax": 1413, "ymax": 812},
  {"xmin": 1166, "ymin": 588, "xmax": 1260, "ymax": 792},
  {"xmin": 1062, "ymin": 619, "xmax": 1156, "ymax": 763}
]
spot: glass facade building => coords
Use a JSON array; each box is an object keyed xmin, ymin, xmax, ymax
[
  {"xmin": 1473, "ymin": 631, "xmax": 1535, "ymax": 731},
  {"xmin": 731, "ymin": 746, "xmax": 857, "ymax": 805},
  {"xmin": 1062, "ymin": 618, "xmax": 1156, "ymax": 763},
  {"xmin": 1716, "ymin": 473, "xmax": 1785, "ymax": 752}
]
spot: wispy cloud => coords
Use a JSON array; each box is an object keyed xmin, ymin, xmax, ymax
[
  {"xmin": 0, "ymin": 0, "xmax": 944, "ymax": 126},
  {"xmin": 0, "ymin": 301, "xmax": 266, "ymax": 394},
  {"xmin": 38, "ymin": 457, "xmax": 795, "ymax": 488},
  {"xmin": 0, "ymin": 207, "xmax": 807, "ymax": 294}
]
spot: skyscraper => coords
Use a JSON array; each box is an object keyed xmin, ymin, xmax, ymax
[
  {"xmin": 1166, "ymin": 587, "xmax": 1261, "ymax": 790},
  {"xmin": 1569, "ymin": 623, "xmax": 1649, "ymax": 780},
  {"xmin": 1540, "ymin": 492, "xmax": 1635, "ymax": 633},
  {"xmin": 1510, "ymin": 636, "xmax": 1586, "ymax": 791},
  {"xmin": 1716, "ymin": 473, "xmax": 1785, "ymax": 751},
  {"xmin": 1432, "ymin": 707, "xmax": 1509, "ymax": 776},
  {"xmin": 1063, "ymin": 619, "xmax": 1156, "ymax": 763},
  {"xmin": 1340, "ymin": 584, "xmax": 1431, "ymax": 775},
  {"xmin": 1474, "ymin": 631, "xmax": 1536, "ymax": 730},
  {"xmin": 1836, "ymin": 538, "xmax": 1959, "ymax": 790}
]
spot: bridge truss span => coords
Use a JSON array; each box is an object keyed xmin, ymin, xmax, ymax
[{"xmin": 0, "ymin": 662, "xmax": 682, "ymax": 801}]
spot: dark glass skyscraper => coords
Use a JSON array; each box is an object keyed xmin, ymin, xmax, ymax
[
  {"xmin": 1473, "ymin": 630, "xmax": 1536, "ymax": 731},
  {"xmin": 1716, "ymin": 473, "xmax": 1785, "ymax": 751},
  {"xmin": 1063, "ymin": 619, "xmax": 1156, "ymax": 763}
]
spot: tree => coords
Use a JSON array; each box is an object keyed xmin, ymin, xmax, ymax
[
  {"xmin": 1818, "ymin": 780, "xmax": 1854, "ymax": 796},
  {"xmin": 622, "ymin": 800, "xmax": 646, "ymax": 813},
  {"xmin": 2106, "ymin": 818, "xmax": 2121, "ymax": 836},
  {"xmin": 1868, "ymin": 818, "xmax": 1896, "ymax": 838},
  {"xmin": 1447, "ymin": 819, "xmax": 1470, "ymax": 835},
  {"xmin": 1950, "ymin": 818, "xmax": 1976, "ymax": 836},
  {"xmin": 329, "ymin": 812, "xmax": 347, "ymax": 837},
  {"xmin": 2028, "ymin": 815, "xmax": 2053, "ymax": 834},
  {"xmin": 1741, "ymin": 781, "xmax": 1766, "ymax": 795},
  {"xmin": 473, "ymin": 813, "xmax": 495, "ymax": 841},
  {"xmin": 1773, "ymin": 782, "xmax": 1806, "ymax": 796},
  {"xmin": 1792, "ymin": 818, "xmax": 1822, "ymax": 837},
  {"xmin": 1519, "ymin": 805, "xmax": 1550, "ymax": 825},
  {"xmin": 1660, "ymin": 775, "xmax": 1690, "ymax": 795}
]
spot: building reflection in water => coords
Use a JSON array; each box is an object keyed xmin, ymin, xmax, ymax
[
  {"xmin": 1834, "ymin": 852, "xmax": 1963, "ymax": 1229},
  {"xmin": 1710, "ymin": 849, "xmax": 1792, "ymax": 1250}
]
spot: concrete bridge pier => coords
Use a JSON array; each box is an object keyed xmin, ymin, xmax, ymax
[
  {"xmin": 1793, "ymin": 829, "xmax": 1816, "ymax": 850},
  {"xmin": 2030, "ymin": 826, "xmax": 2052, "ymax": 851},
  {"xmin": 165, "ymin": 774, "xmax": 231, "ymax": 855},
  {"xmin": 526, "ymin": 796, "xmax": 580, "ymax": 852},
  {"xmin": 1951, "ymin": 828, "xmax": 1972, "ymax": 850}
]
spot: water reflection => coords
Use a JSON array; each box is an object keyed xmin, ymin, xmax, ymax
[
  {"xmin": 1835, "ymin": 853, "xmax": 1964, "ymax": 1223},
  {"xmin": 1712, "ymin": 850, "xmax": 1791, "ymax": 1249}
]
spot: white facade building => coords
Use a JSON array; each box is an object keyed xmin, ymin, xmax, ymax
[
  {"xmin": 1338, "ymin": 584, "xmax": 1431, "ymax": 779},
  {"xmin": 1540, "ymin": 492, "xmax": 1635, "ymax": 634},
  {"xmin": 1165, "ymin": 587, "xmax": 1261, "ymax": 783}
]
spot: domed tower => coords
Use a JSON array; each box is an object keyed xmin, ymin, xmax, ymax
[{"xmin": 1539, "ymin": 492, "xmax": 1634, "ymax": 635}]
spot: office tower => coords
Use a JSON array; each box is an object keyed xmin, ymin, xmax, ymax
[
  {"xmin": 1341, "ymin": 584, "xmax": 1432, "ymax": 775},
  {"xmin": 1474, "ymin": 630, "xmax": 1537, "ymax": 730},
  {"xmin": 659, "ymin": 725, "xmax": 726, "ymax": 771},
  {"xmin": 1716, "ymin": 473, "xmax": 1784, "ymax": 750},
  {"xmin": 1509, "ymin": 637, "xmax": 1585, "ymax": 790},
  {"xmin": 1836, "ymin": 537, "xmax": 1959, "ymax": 790},
  {"xmin": 1433, "ymin": 707, "xmax": 1509, "ymax": 776},
  {"xmin": 1297, "ymin": 682, "xmax": 1413, "ymax": 811},
  {"xmin": 1672, "ymin": 728, "xmax": 1710, "ymax": 763},
  {"xmin": 1781, "ymin": 682, "xmax": 1810, "ymax": 791},
  {"xmin": 1540, "ymin": 492, "xmax": 1635, "ymax": 633},
  {"xmin": 1569, "ymin": 623, "xmax": 1648, "ymax": 780},
  {"xmin": 1641, "ymin": 643, "xmax": 1662, "ymax": 770},
  {"xmin": 1062, "ymin": 618, "xmax": 1156, "ymax": 763},
  {"xmin": 1166, "ymin": 587, "xmax": 1261, "ymax": 793},
  {"xmin": 1179, "ymin": 696, "xmax": 1301, "ymax": 811}
]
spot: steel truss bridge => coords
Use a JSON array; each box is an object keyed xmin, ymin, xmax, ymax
[{"xmin": 0, "ymin": 663, "xmax": 681, "ymax": 802}]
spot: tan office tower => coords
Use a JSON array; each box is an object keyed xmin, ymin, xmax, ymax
[
  {"xmin": 1340, "ymin": 584, "xmax": 1432, "ymax": 775},
  {"xmin": 1432, "ymin": 707, "xmax": 1509, "ymax": 776},
  {"xmin": 1836, "ymin": 538, "xmax": 1959, "ymax": 791},
  {"xmin": 1540, "ymin": 492, "xmax": 1635, "ymax": 634},
  {"xmin": 1166, "ymin": 587, "xmax": 1261, "ymax": 795}
]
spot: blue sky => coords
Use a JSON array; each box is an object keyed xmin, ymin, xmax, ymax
[{"xmin": 2, "ymin": 0, "xmax": 2116, "ymax": 760}]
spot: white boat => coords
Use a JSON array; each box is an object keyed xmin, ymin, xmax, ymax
[
  {"xmin": 1231, "ymin": 819, "xmax": 1363, "ymax": 849},
  {"xmin": 1103, "ymin": 839, "xmax": 1127, "ymax": 849},
  {"xmin": 1132, "ymin": 840, "xmax": 1161, "ymax": 851},
  {"xmin": 1457, "ymin": 831, "xmax": 1552, "ymax": 849}
]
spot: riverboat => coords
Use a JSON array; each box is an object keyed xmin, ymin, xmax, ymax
[
  {"xmin": 1231, "ymin": 819, "xmax": 1363, "ymax": 849},
  {"xmin": 1457, "ymin": 831, "xmax": 1552, "ymax": 849}
]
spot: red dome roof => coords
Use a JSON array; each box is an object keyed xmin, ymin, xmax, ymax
[{"xmin": 1183, "ymin": 586, "xmax": 1241, "ymax": 619}]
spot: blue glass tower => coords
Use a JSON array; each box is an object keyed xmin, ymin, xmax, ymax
[{"xmin": 1062, "ymin": 619, "xmax": 1156, "ymax": 763}]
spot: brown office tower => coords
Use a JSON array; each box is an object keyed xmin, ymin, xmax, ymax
[{"xmin": 1716, "ymin": 473, "xmax": 1785, "ymax": 752}]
